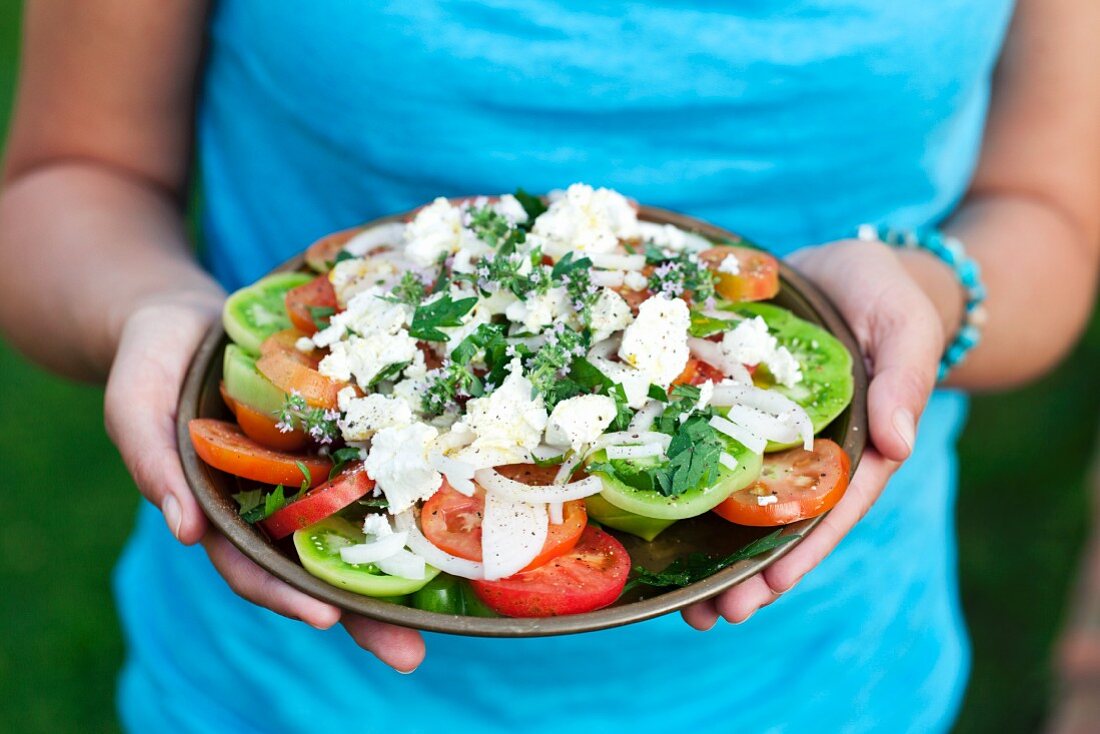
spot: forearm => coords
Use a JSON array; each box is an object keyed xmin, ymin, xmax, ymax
[{"xmin": 0, "ymin": 162, "xmax": 222, "ymax": 381}]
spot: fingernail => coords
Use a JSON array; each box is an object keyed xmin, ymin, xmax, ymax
[
  {"xmin": 698, "ymin": 617, "xmax": 718, "ymax": 632},
  {"xmin": 892, "ymin": 408, "xmax": 915, "ymax": 457},
  {"xmin": 162, "ymin": 495, "xmax": 183, "ymax": 540},
  {"xmin": 396, "ymin": 666, "xmax": 419, "ymax": 675}
]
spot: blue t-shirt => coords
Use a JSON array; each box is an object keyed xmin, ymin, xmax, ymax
[{"xmin": 114, "ymin": 2, "xmax": 1014, "ymax": 731}]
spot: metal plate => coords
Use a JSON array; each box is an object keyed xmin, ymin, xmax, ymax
[{"xmin": 177, "ymin": 204, "xmax": 868, "ymax": 637}]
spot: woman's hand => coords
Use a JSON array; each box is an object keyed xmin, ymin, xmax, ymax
[
  {"xmin": 102, "ymin": 293, "xmax": 425, "ymax": 672},
  {"xmin": 682, "ymin": 239, "xmax": 957, "ymax": 629}
]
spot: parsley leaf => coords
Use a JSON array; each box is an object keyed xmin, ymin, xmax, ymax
[
  {"xmin": 409, "ymin": 294, "xmax": 478, "ymax": 341},
  {"xmin": 308, "ymin": 306, "xmax": 336, "ymax": 331},
  {"xmin": 514, "ymin": 187, "xmax": 547, "ymax": 223},
  {"xmin": 367, "ymin": 360, "xmax": 411, "ymax": 387},
  {"xmin": 328, "ymin": 446, "xmax": 363, "ymax": 481},
  {"xmin": 647, "ymin": 384, "xmax": 669, "ymax": 402},
  {"xmin": 232, "ymin": 489, "xmax": 264, "ymax": 522},
  {"xmin": 551, "ymin": 251, "xmax": 593, "ymax": 281},
  {"xmin": 689, "ymin": 310, "xmax": 737, "ymax": 338},
  {"xmin": 385, "ymin": 272, "xmax": 428, "ymax": 307},
  {"xmin": 622, "ymin": 530, "xmax": 798, "ymax": 593}
]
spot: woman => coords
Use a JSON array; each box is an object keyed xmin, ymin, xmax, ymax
[{"xmin": 1, "ymin": 1, "xmax": 1096, "ymax": 731}]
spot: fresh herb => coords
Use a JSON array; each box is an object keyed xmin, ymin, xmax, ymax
[
  {"xmin": 532, "ymin": 452, "xmax": 566, "ymax": 468},
  {"xmin": 329, "ymin": 249, "xmax": 357, "ymax": 267},
  {"xmin": 622, "ymin": 530, "xmax": 798, "ymax": 593},
  {"xmin": 385, "ymin": 272, "xmax": 428, "ymax": 307},
  {"xmin": 606, "ymin": 383, "xmax": 633, "ymax": 432},
  {"xmin": 689, "ymin": 310, "xmax": 737, "ymax": 338},
  {"xmin": 468, "ymin": 206, "xmax": 524, "ymax": 255},
  {"xmin": 422, "ymin": 360, "xmax": 482, "ymax": 415},
  {"xmin": 570, "ymin": 358, "xmax": 614, "ymax": 392},
  {"xmin": 275, "ymin": 392, "xmax": 340, "ymax": 444},
  {"xmin": 451, "ymin": 323, "xmax": 506, "ymax": 366},
  {"xmin": 263, "ymin": 485, "xmax": 287, "ymax": 518},
  {"xmin": 645, "ymin": 249, "xmax": 717, "ymax": 303},
  {"xmin": 651, "ymin": 415, "xmax": 722, "ymax": 497},
  {"xmin": 647, "ymin": 384, "xmax": 669, "ymax": 402},
  {"xmin": 367, "ymin": 360, "xmax": 411, "ymax": 387},
  {"xmin": 409, "ymin": 293, "xmax": 479, "ymax": 341},
  {"xmin": 357, "ymin": 497, "xmax": 390, "ymax": 509},
  {"xmin": 232, "ymin": 485, "xmax": 289, "ymax": 524},
  {"xmin": 308, "ymin": 306, "xmax": 336, "ymax": 331},
  {"xmin": 551, "ymin": 251, "xmax": 592, "ymax": 281},
  {"xmin": 525, "ymin": 325, "xmax": 588, "ymax": 407},
  {"xmin": 328, "ymin": 446, "xmax": 364, "ymax": 481},
  {"xmin": 514, "ymin": 187, "xmax": 547, "ymax": 223}
]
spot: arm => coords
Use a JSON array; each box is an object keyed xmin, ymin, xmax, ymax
[
  {"xmin": 686, "ymin": 0, "xmax": 1100, "ymax": 627},
  {"xmin": 0, "ymin": 0, "xmax": 422, "ymax": 671}
]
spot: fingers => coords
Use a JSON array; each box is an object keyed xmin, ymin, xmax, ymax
[
  {"xmin": 865, "ymin": 296, "xmax": 941, "ymax": 463},
  {"xmin": 203, "ymin": 532, "xmax": 342, "ymax": 630},
  {"xmin": 686, "ymin": 452, "xmax": 895, "ymax": 630},
  {"xmin": 104, "ymin": 305, "xmax": 214, "ymax": 544},
  {"xmin": 342, "ymin": 615, "xmax": 426, "ymax": 673}
]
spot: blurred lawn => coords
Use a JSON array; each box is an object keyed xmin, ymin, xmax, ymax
[{"xmin": 0, "ymin": 1, "xmax": 1097, "ymax": 732}]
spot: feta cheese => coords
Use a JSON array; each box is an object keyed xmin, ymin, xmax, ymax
[
  {"xmin": 404, "ymin": 197, "xmax": 488, "ymax": 268},
  {"xmin": 310, "ymin": 287, "xmax": 410, "ymax": 349},
  {"xmin": 618, "ymin": 295, "xmax": 691, "ymax": 388},
  {"xmin": 590, "ymin": 357, "xmax": 650, "ymax": 409},
  {"xmin": 492, "ymin": 194, "xmax": 529, "ymax": 225},
  {"xmin": 504, "ymin": 286, "xmax": 570, "ymax": 334},
  {"xmin": 720, "ymin": 316, "xmax": 803, "ymax": 388},
  {"xmin": 544, "ymin": 394, "xmax": 618, "ymax": 450},
  {"xmin": 590, "ymin": 270, "xmax": 625, "ymax": 288},
  {"xmin": 718, "ymin": 254, "xmax": 741, "ymax": 275},
  {"xmin": 338, "ymin": 393, "xmax": 415, "ymax": 441},
  {"xmin": 636, "ymin": 221, "xmax": 712, "ymax": 253},
  {"xmin": 587, "ymin": 288, "xmax": 634, "ymax": 343},
  {"xmin": 329, "ymin": 256, "xmax": 403, "ymax": 304},
  {"xmin": 623, "ymin": 270, "xmax": 649, "ymax": 291},
  {"xmin": 756, "ymin": 494, "xmax": 778, "ymax": 507},
  {"xmin": 450, "ymin": 361, "xmax": 548, "ymax": 469},
  {"xmin": 295, "ymin": 336, "xmax": 315, "ymax": 353},
  {"xmin": 365, "ymin": 422, "xmax": 442, "ymax": 514},
  {"xmin": 343, "ymin": 222, "xmax": 407, "ymax": 257},
  {"xmin": 531, "ymin": 183, "xmax": 640, "ymax": 257},
  {"xmin": 319, "ymin": 329, "xmax": 420, "ymax": 387}
]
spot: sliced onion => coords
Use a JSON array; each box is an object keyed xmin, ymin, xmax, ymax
[
  {"xmin": 710, "ymin": 383, "xmax": 814, "ymax": 449},
  {"xmin": 687, "ymin": 337, "xmax": 752, "ymax": 384},
  {"xmin": 475, "ymin": 468, "xmax": 603, "ymax": 503},
  {"xmin": 591, "ymin": 270, "xmax": 625, "ymax": 288},
  {"xmin": 429, "ymin": 451, "xmax": 476, "ymax": 496},
  {"xmin": 393, "ymin": 510, "xmax": 484, "ymax": 579},
  {"xmin": 482, "ymin": 492, "xmax": 547, "ymax": 580},
  {"xmin": 719, "ymin": 452, "xmax": 739, "ymax": 471},
  {"xmin": 709, "ymin": 414, "xmax": 767, "ymax": 454},
  {"xmin": 343, "ymin": 222, "xmax": 407, "ymax": 256},
  {"xmin": 587, "ymin": 337, "xmax": 620, "ymax": 361},
  {"xmin": 588, "ymin": 252, "xmax": 646, "ymax": 271},
  {"xmin": 548, "ymin": 501, "xmax": 564, "ymax": 525},
  {"xmin": 605, "ymin": 443, "xmax": 665, "ymax": 460},
  {"xmin": 627, "ymin": 400, "xmax": 665, "ymax": 432},
  {"xmin": 723, "ymin": 404, "xmax": 800, "ymax": 444},
  {"xmin": 554, "ymin": 448, "xmax": 587, "ymax": 485},
  {"xmin": 530, "ymin": 444, "xmax": 565, "ymax": 462},
  {"xmin": 339, "ymin": 531, "xmax": 408, "ymax": 565},
  {"xmin": 376, "ymin": 548, "xmax": 427, "ymax": 580},
  {"xmin": 589, "ymin": 430, "xmax": 672, "ymax": 453}
]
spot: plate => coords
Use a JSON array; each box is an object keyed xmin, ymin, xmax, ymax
[{"xmin": 177, "ymin": 204, "xmax": 868, "ymax": 637}]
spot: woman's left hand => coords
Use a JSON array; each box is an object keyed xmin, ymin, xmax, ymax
[{"xmin": 682, "ymin": 239, "xmax": 950, "ymax": 629}]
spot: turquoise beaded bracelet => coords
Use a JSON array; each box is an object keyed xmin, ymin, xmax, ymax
[{"xmin": 856, "ymin": 223, "xmax": 987, "ymax": 381}]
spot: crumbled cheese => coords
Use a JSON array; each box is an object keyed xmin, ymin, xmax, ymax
[
  {"xmin": 590, "ymin": 270, "xmax": 625, "ymax": 288},
  {"xmin": 530, "ymin": 183, "xmax": 640, "ymax": 257},
  {"xmin": 365, "ymin": 422, "xmax": 442, "ymax": 514},
  {"xmin": 590, "ymin": 357, "xmax": 650, "ymax": 409},
  {"xmin": 329, "ymin": 256, "xmax": 404, "ymax": 304},
  {"xmin": 362, "ymin": 513, "xmax": 394, "ymax": 538},
  {"xmin": 404, "ymin": 197, "xmax": 488, "ymax": 268},
  {"xmin": 450, "ymin": 361, "xmax": 548, "ymax": 469},
  {"xmin": 720, "ymin": 316, "xmax": 803, "ymax": 387},
  {"xmin": 310, "ymin": 287, "xmax": 410, "ymax": 350},
  {"xmin": 338, "ymin": 392, "xmax": 414, "ymax": 441},
  {"xmin": 636, "ymin": 221, "xmax": 711, "ymax": 253},
  {"xmin": 618, "ymin": 295, "xmax": 691, "ymax": 388},
  {"xmin": 504, "ymin": 286, "xmax": 571, "ymax": 334},
  {"xmin": 718, "ymin": 254, "xmax": 741, "ymax": 275},
  {"xmin": 623, "ymin": 270, "xmax": 649, "ymax": 291},
  {"xmin": 492, "ymin": 194, "xmax": 529, "ymax": 225},
  {"xmin": 756, "ymin": 494, "xmax": 778, "ymax": 506},
  {"xmin": 295, "ymin": 336, "xmax": 315, "ymax": 353},
  {"xmin": 319, "ymin": 329, "xmax": 420, "ymax": 387},
  {"xmin": 588, "ymin": 288, "xmax": 634, "ymax": 342},
  {"xmin": 544, "ymin": 394, "xmax": 618, "ymax": 450}
]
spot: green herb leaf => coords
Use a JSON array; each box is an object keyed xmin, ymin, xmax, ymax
[
  {"xmin": 551, "ymin": 251, "xmax": 593, "ymax": 281},
  {"xmin": 294, "ymin": 461, "xmax": 312, "ymax": 496},
  {"xmin": 329, "ymin": 249, "xmax": 357, "ymax": 267},
  {"xmin": 409, "ymin": 294, "xmax": 479, "ymax": 341},
  {"xmin": 647, "ymin": 384, "xmax": 669, "ymax": 402},
  {"xmin": 532, "ymin": 453, "xmax": 566, "ymax": 468},
  {"xmin": 514, "ymin": 187, "xmax": 548, "ymax": 222},
  {"xmin": 570, "ymin": 358, "xmax": 614, "ymax": 392},
  {"xmin": 328, "ymin": 446, "xmax": 363, "ymax": 481},
  {"xmin": 689, "ymin": 310, "xmax": 737, "ymax": 338},
  {"xmin": 368, "ymin": 360, "xmax": 411, "ymax": 387},
  {"xmin": 623, "ymin": 530, "xmax": 798, "ymax": 594},
  {"xmin": 309, "ymin": 305, "xmax": 336, "ymax": 330},
  {"xmin": 451, "ymin": 323, "xmax": 506, "ymax": 366},
  {"xmin": 263, "ymin": 485, "xmax": 287, "ymax": 519},
  {"xmin": 232, "ymin": 489, "xmax": 264, "ymax": 519}
]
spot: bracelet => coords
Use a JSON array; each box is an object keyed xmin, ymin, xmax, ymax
[{"xmin": 856, "ymin": 223, "xmax": 987, "ymax": 382}]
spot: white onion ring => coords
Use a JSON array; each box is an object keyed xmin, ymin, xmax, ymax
[
  {"xmin": 588, "ymin": 252, "xmax": 646, "ymax": 271},
  {"xmin": 482, "ymin": 493, "xmax": 547, "ymax": 580},
  {"xmin": 627, "ymin": 401, "xmax": 665, "ymax": 432},
  {"xmin": 339, "ymin": 532, "xmax": 409, "ymax": 565},
  {"xmin": 709, "ymin": 414, "xmax": 767, "ymax": 454},
  {"xmin": 591, "ymin": 270, "xmax": 625, "ymax": 287},
  {"xmin": 589, "ymin": 430, "xmax": 672, "ymax": 453},
  {"xmin": 475, "ymin": 468, "xmax": 603, "ymax": 503},
  {"xmin": 393, "ymin": 510, "xmax": 484, "ymax": 579},
  {"xmin": 343, "ymin": 222, "xmax": 407, "ymax": 256},
  {"xmin": 605, "ymin": 443, "xmax": 666, "ymax": 460},
  {"xmin": 710, "ymin": 383, "xmax": 814, "ymax": 449},
  {"xmin": 723, "ymin": 404, "xmax": 800, "ymax": 444}
]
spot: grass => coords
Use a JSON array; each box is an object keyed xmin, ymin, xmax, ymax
[{"xmin": 0, "ymin": 0, "xmax": 1096, "ymax": 731}]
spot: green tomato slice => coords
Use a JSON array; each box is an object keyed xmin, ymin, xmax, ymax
[
  {"xmin": 222, "ymin": 344, "xmax": 288, "ymax": 415},
  {"xmin": 411, "ymin": 574, "xmax": 499, "ymax": 617},
  {"xmin": 293, "ymin": 516, "xmax": 439, "ymax": 597},
  {"xmin": 587, "ymin": 439, "xmax": 762, "ymax": 521},
  {"xmin": 584, "ymin": 493, "xmax": 676, "ymax": 542},
  {"xmin": 721, "ymin": 301, "xmax": 855, "ymax": 447},
  {"xmin": 223, "ymin": 272, "xmax": 314, "ymax": 355}
]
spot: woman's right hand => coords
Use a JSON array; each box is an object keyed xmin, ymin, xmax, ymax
[{"xmin": 102, "ymin": 293, "xmax": 426, "ymax": 673}]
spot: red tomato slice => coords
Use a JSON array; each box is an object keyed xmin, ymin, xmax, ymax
[
  {"xmin": 699, "ymin": 246, "xmax": 780, "ymax": 302},
  {"xmin": 672, "ymin": 357, "xmax": 728, "ymax": 388},
  {"xmin": 285, "ymin": 275, "xmax": 338, "ymax": 336},
  {"xmin": 421, "ymin": 467, "xmax": 587, "ymax": 573},
  {"xmin": 189, "ymin": 419, "xmax": 332, "ymax": 487},
  {"xmin": 260, "ymin": 468, "xmax": 375, "ymax": 539},
  {"xmin": 713, "ymin": 439, "xmax": 850, "ymax": 526},
  {"xmin": 256, "ymin": 330, "xmax": 349, "ymax": 409},
  {"xmin": 304, "ymin": 226, "xmax": 365, "ymax": 272},
  {"xmin": 218, "ymin": 382, "xmax": 309, "ymax": 452},
  {"xmin": 470, "ymin": 525, "xmax": 631, "ymax": 617}
]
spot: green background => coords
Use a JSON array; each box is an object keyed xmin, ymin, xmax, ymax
[{"xmin": 0, "ymin": 2, "xmax": 1096, "ymax": 732}]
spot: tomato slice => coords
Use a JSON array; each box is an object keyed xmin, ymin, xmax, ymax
[
  {"xmin": 285, "ymin": 275, "xmax": 338, "ymax": 336},
  {"xmin": 219, "ymin": 381, "xmax": 309, "ymax": 452},
  {"xmin": 256, "ymin": 330, "xmax": 348, "ymax": 409},
  {"xmin": 304, "ymin": 226, "xmax": 366, "ymax": 273},
  {"xmin": 470, "ymin": 525, "xmax": 631, "ymax": 617},
  {"xmin": 188, "ymin": 419, "xmax": 332, "ymax": 488},
  {"xmin": 699, "ymin": 246, "xmax": 780, "ymax": 302},
  {"xmin": 262, "ymin": 468, "xmax": 375, "ymax": 539},
  {"xmin": 672, "ymin": 356, "xmax": 728, "ymax": 387},
  {"xmin": 421, "ymin": 465, "xmax": 587, "ymax": 573},
  {"xmin": 712, "ymin": 438, "xmax": 850, "ymax": 526}
]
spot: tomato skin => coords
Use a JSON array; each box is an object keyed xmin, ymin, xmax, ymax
[
  {"xmin": 304, "ymin": 226, "xmax": 365, "ymax": 272},
  {"xmin": 699, "ymin": 246, "xmax": 780, "ymax": 302},
  {"xmin": 219, "ymin": 382, "xmax": 309, "ymax": 451},
  {"xmin": 189, "ymin": 419, "xmax": 332, "ymax": 487},
  {"xmin": 285, "ymin": 275, "xmax": 338, "ymax": 335},
  {"xmin": 262, "ymin": 469, "xmax": 375, "ymax": 539},
  {"xmin": 421, "ymin": 472, "xmax": 587, "ymax": 573},
  {"xmin": 672, "ymin": 357, "xmax": 728, "ymax": 388},
  {"xmin": 256, "ymin": 330, "xmax": 349, "ymax": 409},
  {"xmin": 713, "ymin": 439, "xmax": 850, "ymax": 526},
  {"xmin": 470, "ymin": 526, "xmax": 631, "ymax": 617}
]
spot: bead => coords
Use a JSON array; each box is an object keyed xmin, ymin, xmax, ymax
[
  {"xmin": 956, "ymin": 325, "xmax": 980, "ymax": 349},
  {"xmin": 966, "ymin": 304, "xmax": 988, "ymax": 327}
]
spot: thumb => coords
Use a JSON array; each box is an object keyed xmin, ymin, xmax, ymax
[
  {"xmin": 105, "ymin": 302, "xmax": 217, "ymax": 545},
  {"xmin": 865, "ymin": 300, "xmax": 941, "ymax": 462}
]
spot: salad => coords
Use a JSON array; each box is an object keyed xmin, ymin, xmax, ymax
[{"xmin": 189, "ymin": 184, "xmax": 855, "ymax": 619}]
